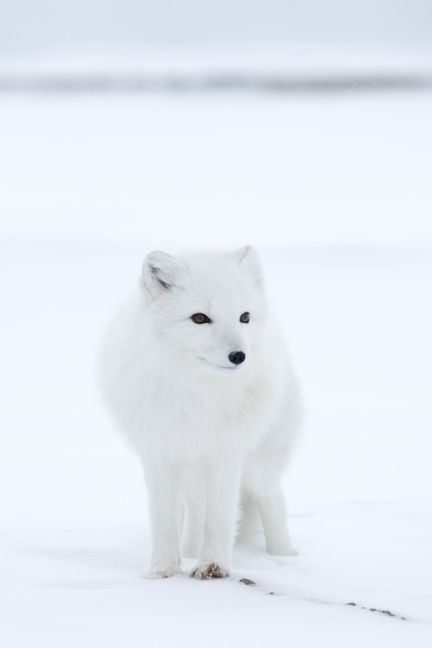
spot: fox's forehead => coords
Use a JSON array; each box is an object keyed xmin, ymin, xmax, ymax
[
  {"xmin": 180, "ymin": 255, "xmax": 257, "ymax": 304},
  {"xmin": 143, "ymin": 247, "xmax": 263, "ymax": 312}
]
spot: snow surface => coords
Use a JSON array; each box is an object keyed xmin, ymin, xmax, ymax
[
  {"xmin": 1, "ymin": 92, "xmax": 432, "ymax": 246},
  {"xmin": 2, "ymin": 44, "xmax": 432, "ymax": 77},
  {"xmin": 0, "ymin": 90, "xmax": 431, "ymax": 646}
]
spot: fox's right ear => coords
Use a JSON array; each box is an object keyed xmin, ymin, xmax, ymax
[
  {"xmin": 141, "ymin": 251, "xmax": 184, "ymax": 300},
  {"xmin": 234, "ymin": 245, "xmax": 263, "ymax": 287}
]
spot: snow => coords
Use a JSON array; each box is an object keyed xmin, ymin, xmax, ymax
[
  {"xmin": 2, "ymin": 44, "xmax": 432, "ymax": 77},
  {"xmin": 0, "ymin": 88, "xmax": 431, "ymax": 646},
  {"xmin": 1, "ymin": 92, "xmax": 432, "ymax": 246}
]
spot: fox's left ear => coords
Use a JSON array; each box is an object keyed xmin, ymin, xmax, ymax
[
  {"xmin": 234, "ymin": 245, "xmax": 263, "ymax": 286},
  {"xmin": 141, "ymin": 250, "xmax": 185, "ymax": 300}
]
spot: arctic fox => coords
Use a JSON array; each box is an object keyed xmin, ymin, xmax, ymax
[{"xmin": 99, "ymin": 246, "xmax": 302, "ymax": 579}]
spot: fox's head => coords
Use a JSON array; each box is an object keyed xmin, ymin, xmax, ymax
[{"xmin": 140, "ymin": 247, "xmax": 267, "ymax": 374}]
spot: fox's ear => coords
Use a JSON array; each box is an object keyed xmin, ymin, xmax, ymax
[
  {"xmin": 141, "ymin": 251, "xmax": 184, "ymax": 299},
  {"xmin": 234, "ymin": 245, "xmax": 263, "ymax": 286}
]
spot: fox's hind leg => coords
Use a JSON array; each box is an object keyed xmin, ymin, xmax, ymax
[
  {"xmin": 257, "ymin": 488, "xmax": 297, "ymax": 556},
  {"xmin": 242, "ymin": 432, "xmax": 298, "ymax": 557},
  {"xmin": 237, "ymin": 492, "xmax": 261, "ymax": 545}
]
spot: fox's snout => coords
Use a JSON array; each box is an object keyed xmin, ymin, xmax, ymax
[{"xmin": 228, "ymin": 351, "xmax": 246, "ymax": 365}]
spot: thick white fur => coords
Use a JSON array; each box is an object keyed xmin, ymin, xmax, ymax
[{"xmin": 99, "ymin": 247, "xmax": 302, "ymax": 579}]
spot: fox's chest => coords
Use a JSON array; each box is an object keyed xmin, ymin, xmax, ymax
[{"xmin": 134, "ymin": 371, "xmax": 281, "ymax": 460}]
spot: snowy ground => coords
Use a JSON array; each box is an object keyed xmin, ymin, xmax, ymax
[{"xmin": 0, "ymin": 89, "xmax": 431, "ymax": 646}]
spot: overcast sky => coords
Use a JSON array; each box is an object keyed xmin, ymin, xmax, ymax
[{"xmin": 1, "ymin": 0, "xmax": 431, "ymax": 58}]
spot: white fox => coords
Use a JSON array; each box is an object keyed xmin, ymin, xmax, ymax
[{"xmin": 99, "ymin": 246, "xmax": 302, "ymax": 579}]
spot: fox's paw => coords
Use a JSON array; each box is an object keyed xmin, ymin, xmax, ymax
[
  {"xmin": 191, "ymin": 562, "xmax": 230, "ymax": 580},
  {"xmin": 145, "ymin": 564, "xmax": 180, "ymax": 579}
]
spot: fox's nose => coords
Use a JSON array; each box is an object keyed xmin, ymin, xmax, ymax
[{"xmin": 228, "ymin": 351, "xmax": 246, "ymax": 365}]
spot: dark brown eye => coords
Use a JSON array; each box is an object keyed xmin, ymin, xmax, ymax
[
  {"xmin": 240, "ymin": 312, "xmax": 250, "ymax": 323},
  {"xmin": 191, "ymin": 313, "xmax": 211, "ymax": 324}
]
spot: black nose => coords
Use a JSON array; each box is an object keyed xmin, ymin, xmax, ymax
[{"xmin": 228, "ymin": 351, "xmax": 246, "ymax": 365}]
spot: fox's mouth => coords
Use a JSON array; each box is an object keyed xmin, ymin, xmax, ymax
[{"xmin": 198, "ymin": 357, "xmax": 239, "ymax": 371}]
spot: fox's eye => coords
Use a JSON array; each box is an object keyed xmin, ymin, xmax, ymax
[
  {"xmin": 191, "ymin": 313, "xmax": 212, "ymax": 324},
  {"xmin": 240, "ymin": 312, "xmax": 250, "ymax": 323}
]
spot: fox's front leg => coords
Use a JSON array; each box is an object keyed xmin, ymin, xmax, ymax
[
  {"xmin": 142, "ymin": 460, "xmax": 181, "ymax": 578},
  {"xmin": 182, "ymin": 473, "xmax": 205, "ymax": 558},
  {"xmin": 192, "ymin": 458, "xmax": 242, "ymax": 580}
]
